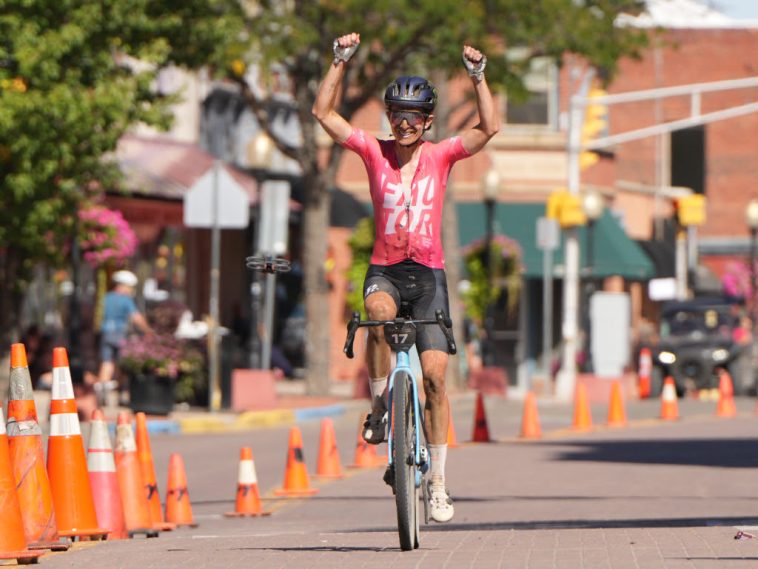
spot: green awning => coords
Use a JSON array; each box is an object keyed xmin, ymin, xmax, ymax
[{"xmin": 456, "ymin": 202, "xmax": 654, "ymax": 280}]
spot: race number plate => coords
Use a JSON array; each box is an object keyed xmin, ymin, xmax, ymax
[{"xmin": 384, "ymin": 321, "xmax": 417, "ymax": 352}]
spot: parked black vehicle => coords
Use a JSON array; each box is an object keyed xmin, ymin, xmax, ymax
[{"xmin": 651, "ymin": 297, "xmax": 754, "ymax": 396}]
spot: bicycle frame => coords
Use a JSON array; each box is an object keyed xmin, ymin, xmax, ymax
[{"xmin": 386, "ymin": 350, "xmax": 424, "ymax": 488}]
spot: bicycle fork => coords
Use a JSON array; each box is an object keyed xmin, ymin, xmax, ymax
[{"xmin": 386, "ymin": 351, "xmax": 428, "ymax": 488}]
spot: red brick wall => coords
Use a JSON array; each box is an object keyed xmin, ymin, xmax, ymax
[{"xmin": 580, "ymin": 29, "xmax": 758, "ymax": 241}]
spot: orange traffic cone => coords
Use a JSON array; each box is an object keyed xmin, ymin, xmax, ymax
[
  {"xmin": 164, "ymin": 453, "xmax": 198, "ymax": 527},
  {"xmin": 6, "ymin": 343, "xmax": 67, "ymax": 551},
  {"xmin": 87, "ymin": 409, "xmax": 127, "ymax": 540},
  {"xmin": 519, "ymin": 392, "xmax": 542, "ymax": 439},
  {"xmin": 446, "ymin": 405, "xmax": 459, "ymax": 448},
  {"xmin": 315, "ymin": 418, "xmax": 345, "ymax": 479},
  {"xmin": 275, "ymin": 426, "xmax": 319, "ymax": 496},
  {"xmin": 607, "ymin": 380, "xmax": 627, "ymax": 427},
  {"xmin": 114, "ymin": 412, "xmax": 159, "ymax": 538},
  {"xmin": 572, "ymin": 383, "xmax": 593, "ymax": 432},
  {"xmin": 471, "ymin": 391, "xmax": 491, "ymax": 442},
  {"xmin": 638, "ymin": 347, "xmax": 653, "ymax": 399},
  {"xmin": 224, "ymin": 448, "xmax": 271, "ymax": 517},
  {"xmin": 349, "ymin": 416, "xmax": 385, "ymax": 468},
  {"xmin": 716, "ymin": 369, "xmax": 737, "ymax": 418},
  {"xmin": 0, "ymin": 406, "xmax": 45, "ymax": 563},
  {"xmin": 47, "ymin": 347, "xmax": 108, "ymax": 541},
  {"xmin": 660, "ymin": 377, "xmax": 679, "ymax": 421},
  {"xmin": 135, "ymin": 413, "xmax": 175, "ymax": 531}
]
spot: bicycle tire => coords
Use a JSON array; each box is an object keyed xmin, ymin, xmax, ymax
[{"xmin": 392, "ymin": 371, "xmax": 419, "ymax": 551}]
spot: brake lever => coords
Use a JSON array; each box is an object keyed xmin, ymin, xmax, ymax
[
  {"xmin": 435, "ymin": 310, "xmax": 457, "ymax": 355},
  {"xmin": 343, "ymin": 312, "xmax": 361, "ymax": 359}
]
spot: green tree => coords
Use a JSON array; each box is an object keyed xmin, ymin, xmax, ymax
[
  {"xmin": 0, "ymin": 0, "xmax": 238, "ymax": 346},
  {"xmin": 214, "ymin": 0, "xmax": 647, "ymax": 394}
]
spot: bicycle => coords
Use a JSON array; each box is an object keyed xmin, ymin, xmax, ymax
[{"xmin": 343, "ymin": 308, "xmax": 456, "ymax": 551}]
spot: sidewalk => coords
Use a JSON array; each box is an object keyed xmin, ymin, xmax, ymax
[{"xmin": 96, "ymin": 378, "xmax": 369, "ymax": 435}]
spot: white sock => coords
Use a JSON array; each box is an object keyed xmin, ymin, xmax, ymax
[
  {"xmin": 428, "ymin": 444, "xmax": 447, "ymax": 483},
  {"xmin": 369, "ymin": 376, "xmax": 387, "ymax": 414}
]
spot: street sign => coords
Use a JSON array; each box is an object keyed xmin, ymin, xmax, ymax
[
  {"xmin": 184, "ymin": 165, "xmax": 250, "ymax": 228},
  {"xmin": 536, "ymin": 217, "xmax": 560, "ymax": 251}
]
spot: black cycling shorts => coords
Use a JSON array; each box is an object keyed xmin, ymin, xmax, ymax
[{"xmin": 362, "ymin": 259, "xmax": 454, "ymax": 354}]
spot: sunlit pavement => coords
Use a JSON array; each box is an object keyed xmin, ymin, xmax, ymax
[{"xmin": 31, "ymin": 395, "xmax": 758, "ymax": 568}]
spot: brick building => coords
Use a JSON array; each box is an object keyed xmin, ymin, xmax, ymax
[{"xmin": 331, "ymin": 2, "xmax": 758, "ymax": 387}]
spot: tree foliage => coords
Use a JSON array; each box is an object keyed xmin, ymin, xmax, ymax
[{"xmin": 0, "ymin": 0, "xmax": 237, "ymax": 342}]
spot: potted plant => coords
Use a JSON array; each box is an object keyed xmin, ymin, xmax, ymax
[{"xmin": 119, "ymin": 301, "xmax": 206, "ymax": 415}]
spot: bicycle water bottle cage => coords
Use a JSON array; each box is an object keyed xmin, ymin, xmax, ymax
[{"xmin": 384, "ymin": 320, "xmax": 417, "ymax": 352}]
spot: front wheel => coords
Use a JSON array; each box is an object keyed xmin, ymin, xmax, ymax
[{"xmin": 391, "ymin": 371, "xmax": 419, "ymax": 551}]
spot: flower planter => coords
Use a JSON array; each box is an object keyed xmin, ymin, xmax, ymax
[{"xmin": 128, "ymin": 372, "xmax": 175, "ymax": 416}]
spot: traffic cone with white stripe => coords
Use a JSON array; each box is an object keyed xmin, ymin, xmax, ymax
[
  {"xmin": 225, "ymin": 447, "xmax": 271, "ymax": 517},
  {"xmin": 660, "ymin": 376, "xmax": 679, "ymax": 421},
  {"xmin": 114, "ymin": 412, "xmax": 159, "ymax": 538},
  {"xmin": 0, "ymin": 406, "xmax": 45, "ymax": 563},
  {"xmin": 6, "ymin": 343, "xmax": 67, "ymax": 551},
  {"xmin": 87, "ymin": 409, "xmax": 127, "ymax": 540},
  {"xmin": 135, "ymin": 413, "xmax": 175, "ymax": 531},
  {"xmin": 47, "ymin": 347, "xmax": 107, "ymax": 540}
]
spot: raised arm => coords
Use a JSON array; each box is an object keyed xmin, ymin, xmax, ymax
[
  {"xmin": 458, "ymin": 45, "xmax": 500, "ymax": 155},
  {"xmin": 311, "ymin": 33, "xmax": 360, "ymax": 144}
]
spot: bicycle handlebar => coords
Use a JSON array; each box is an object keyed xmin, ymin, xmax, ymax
[{"xmin": 343, "ymin": 309, "xmax": 456, "ymax": 358}]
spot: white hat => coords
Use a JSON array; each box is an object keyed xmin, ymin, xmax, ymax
[{"xmin": 113, "ymin": 270, "xmax": 138, "ymax": 287}]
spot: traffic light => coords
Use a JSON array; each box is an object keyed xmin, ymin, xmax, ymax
[
  {"xmin": 674, "ymin": 194, "xmax": 707, "ymax": 227},
  {"xmin": 546, "ymin": 190, "xmax": 587, "ymax": 229},
  {"xmin": 579, "ymin": 87, "xmax": 608, "ymax": 170}
]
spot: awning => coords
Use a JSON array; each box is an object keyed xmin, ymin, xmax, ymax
[
  {"xmin": 457, "ymin": 202, "xmax": 655, "ymax": 280},
  {"xmin": 115, "ymin": 134, "xmax": 258, "ymax": 203}
]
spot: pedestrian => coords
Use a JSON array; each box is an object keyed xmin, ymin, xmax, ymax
[
  {"xmin": 97, "ymin": 270, "xmax": 152, "ymax": 403},
  {"xmin": 312, "ymin": 32, "xmax": 499, "ymax": 522}
]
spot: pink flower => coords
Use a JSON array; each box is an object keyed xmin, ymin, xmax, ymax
[{"xmin": 77, "ymin": 205, "xmax": 137, "ymax": 268}]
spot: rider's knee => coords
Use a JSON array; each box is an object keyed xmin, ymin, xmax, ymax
[
  {"xmin": 365, "ymin": 292, "xmax": 395, "ymax": 321},
  {"xmin": 423, "ymin": 373, "xmax": 447, "ymax": 401}
]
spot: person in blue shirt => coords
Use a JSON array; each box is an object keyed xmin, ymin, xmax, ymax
[{"xmin": 97, "ymin": 270, "xmax": 152, "ymax": 399}]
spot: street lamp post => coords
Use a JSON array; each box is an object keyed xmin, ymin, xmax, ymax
[
  {"xmin": 745, "ymin": 199, "xmax": 758, "ymax": 349},
  {"xmin": 481, "ymin": 168, "xmax": 501, "ymax": 367},
  {"xmin": 581, "ymin": 191, "xmax": 604, "ymax": 373},
  {"xmin": 246, "ymin": 131, "xmax": 275, "ymax": 369}
]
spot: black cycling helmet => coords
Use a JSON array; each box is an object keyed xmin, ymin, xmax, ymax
[{"xmin": 384, "ymin": 76, "xmax": 437, "ymax": 112}]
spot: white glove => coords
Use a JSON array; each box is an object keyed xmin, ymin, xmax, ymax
[
  {"xmin": 463, "ymin": 53, "xmax": 487, "ymax": 82},
  {"xmin": 333, "ymin": 39, "xmax": 359, "ymax": 65}
]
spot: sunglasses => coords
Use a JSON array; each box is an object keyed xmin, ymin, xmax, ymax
[{"xmin": 388, "ymin": 110, "xmax": 427, "ymax": 128}]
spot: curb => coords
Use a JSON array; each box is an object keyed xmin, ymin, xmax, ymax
[{"xmin": 174, "ymin": 401, "xmax": 359, "ymax": 435}]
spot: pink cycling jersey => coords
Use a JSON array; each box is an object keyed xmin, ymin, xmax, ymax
[{"xmin": 342, "ymin": 128, "xmax": 470, "ymax": 268}]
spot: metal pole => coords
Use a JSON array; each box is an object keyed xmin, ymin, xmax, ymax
[
  {"xmin": 675, "ymin": 226, "xmax": 688, "ymax": 300},
  {"xmin": 542, "ymin": 247, "xmax": 553, "ymax": 376},
  {"xmin": 208, "ymin": 161, "xmax": 222, "ymax": 412},
  {"xmin": 248, "ymin": 201, "xmax": 262, "ymax": 369},
  {"xmin": 555, "ymin": 68, "xmax": 594, "ymax": 401},
  {"xmin": 584, "ymin": 221, "xmax": 596, "ymax": 373},
  {"xmin": 261, "ymin": 272, "xmax": 276, "ymax": 370},
  {"xmin": 483, "ymin": 198, "xmax": 496, "ymax": 367}
]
